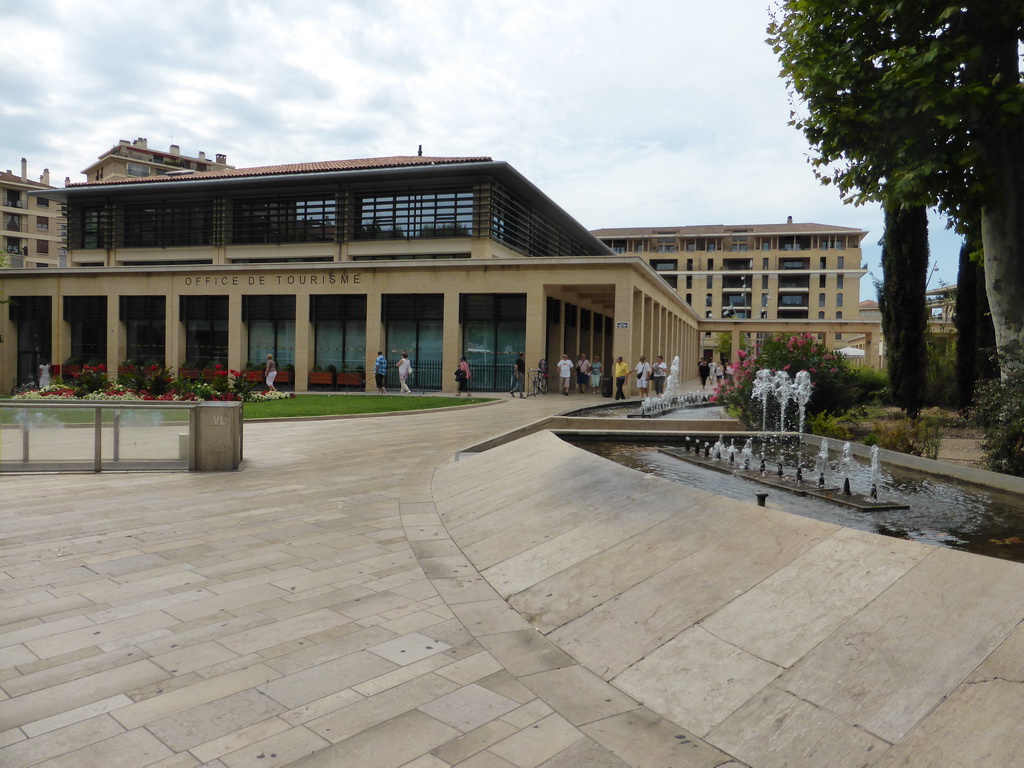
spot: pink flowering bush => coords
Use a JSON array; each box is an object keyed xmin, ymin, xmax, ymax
[{"xmin": 714, "ymin": 333, "xmax": 858, "ymax": 431}]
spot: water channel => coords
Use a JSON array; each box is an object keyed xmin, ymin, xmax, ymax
[{"xmin": 570, "ymin": 438, "xmax": 1024, "ymax": 564}]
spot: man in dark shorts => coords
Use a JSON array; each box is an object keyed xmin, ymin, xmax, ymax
[{"xmin": 511, "ymin": 352, "xmax": 526, "ymax": 398}]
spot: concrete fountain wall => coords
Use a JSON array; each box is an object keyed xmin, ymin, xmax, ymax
[{"xmin": 434, "ymin": 430, "xmax": 1024, "ymax": 767}]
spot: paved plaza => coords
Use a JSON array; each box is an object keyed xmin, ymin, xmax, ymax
[{"xmin": 2, "ymin": 385, "xmax": 1024, "ymax": 767}]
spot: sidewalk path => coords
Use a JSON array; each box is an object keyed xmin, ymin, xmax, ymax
[{"xmin": 1, "ymin": 390, "xmax": 743, "ymax": 768}]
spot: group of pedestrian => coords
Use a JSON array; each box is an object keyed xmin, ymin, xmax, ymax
[
  {"xmin": 696, "ymin": 358, "xmax": 726, "ymax": 389},
  {"xmin": 259, "ymin": 349, "xmax": 716, "ymax": 398},
  {"xmin": 373, "ymin": 351, "xmax": 415, "ymax": 395}
]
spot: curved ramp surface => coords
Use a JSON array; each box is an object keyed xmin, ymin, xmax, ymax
[{"xmin": 435, "ymin": 431, "xmax": 1024, "ymax": 767}]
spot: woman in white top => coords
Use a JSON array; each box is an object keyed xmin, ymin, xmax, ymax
[
  {"xmin": 635, "ymin": 355, "xmax": 652, "ymax": 395},
  {"xmin": 398, "ymin": 353, "xmax": 412, "ymax": 394}
]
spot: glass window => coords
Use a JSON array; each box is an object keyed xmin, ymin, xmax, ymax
[
  {"xmin": 761, "ymin": 275, "xmax": 768, "ymax": 289},
  {"xmin": 836, "ymin": 293, "xmax": 843, "ymax": 307},
  {"xmin": 819, "ymin": 275, "xmax": 827, "ymax": 288},
  {"xmin": 818, "ymin": 311, "xmax": 825, "ymax": 319},
  {"xmin": 818, "ymin": 293, "xmax": 826, "ymax": 307},
  {"xmin": 231, "ymin": 196, "xmax": 337, "ymax": 244},
  {"xmin": 248, "ymin": 320, "xmax": 295, "ymax": 368},
  {"xmin": 123, "ymin": 201, "xmax": 214, "ymax": 248},
  {"xmin": 126, "ymin": 162, "xmax": 150, "ymax": 177},
  {"xmin": 837, "ymin": 256, "xmax": 845, "ymax": 268},
  {"xmin": 836, "ymin": 311, "xmax": 843, "ymax": 319},
  {"xmin": 357, "ymin": 189, "xmax": 474, "ymax": 239},
  {"xmin": 837, "ymin": 275, "xmax": 844, "ymax": 289}
]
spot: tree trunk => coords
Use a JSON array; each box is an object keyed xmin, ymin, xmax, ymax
[{"xmin": 981, "ymin": 131, "xmax": 1024, "ymax": 367}]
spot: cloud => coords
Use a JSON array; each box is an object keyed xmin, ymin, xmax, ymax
[{"xmin": 0, "ymin": 0, "xmax": 962, "ymax": 285}]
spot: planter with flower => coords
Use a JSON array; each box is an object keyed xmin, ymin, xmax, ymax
[{"xmin": 308, "ymin": 365, "xmax": 334, "ymax": 389}]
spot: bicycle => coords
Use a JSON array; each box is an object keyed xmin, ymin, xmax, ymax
[
  {"xmin": 10, "ymin": 380, "xmax": 38, "ymax": 397},
  {"xmin": 526, "ymin": 368, "xmax": 547, "ymax": 397}
]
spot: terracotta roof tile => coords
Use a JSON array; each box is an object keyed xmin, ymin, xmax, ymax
[
  {"xmin": 68, "ymin": 155, "xmax": 493, "ymax": 187},
  {"xmin": 0, "ymin": 171, "xmax": 54, "ymax": 189}
]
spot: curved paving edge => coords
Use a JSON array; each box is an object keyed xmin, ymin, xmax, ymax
[
  {"xmin": 401, "ymin": 441, "xmax": 746, "ymax": 768},
  {"xmin": 432, "ymin": 430, "xmax": 1024, "ymax": 768}
]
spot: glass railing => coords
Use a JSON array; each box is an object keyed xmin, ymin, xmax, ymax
[{"xmin": 0, "ymin": 400, "xmax": 240, "ymax": 473}]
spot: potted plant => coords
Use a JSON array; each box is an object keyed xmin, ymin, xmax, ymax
[
  {"xmin": 243, "ymin": 360, "xmax": 263, "ymax": 382},
  {"xmin": 62, "ymin": 357, "xmax": 83, "ymax": 378},
  {"xmin": 308, "ymin": 364, "xmax": 333, "ymax": 388},
  {"xmin": 178, "ymin": 360, "xmax": 201, "ymax": 379},
  {"xmin": 337, "ymin": 365, "xmax": 363, "ymax": 389}
]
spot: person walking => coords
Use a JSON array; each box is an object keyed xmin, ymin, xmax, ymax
[
  {"xmin": 374, "ymin": 351, "xmax": 388, "ymax": 394},
  {"xmin": 455, "ymin": 355, "xmax": 471, "ymax": 397},
  {"xmin": 511, "ymin": 352, "xmax": 526, "ymax": 398},
  {"xmin": 651, "ymin": 355, "xmax": 668, "ymax": 396},
  {"xmin": 613, "ymin": 356, "xmax": 629, "ymax": 400},
  {"xmin": 38, "ymin": 362, "xmax": 51, "ymax": 388},
  {"xmin": 265, "ymin": 354, "xmax": 277, "ymax": 391},
  {"xmin": 590, "ymin": 356, "xmax": 602, "ymax": 394},
  {"xmin": 398, "ymin": 352, "xmax": 412, "ymax": 394},
  {"xmin": 555, "ymin": 353, "xmax": 574, "ymax": 396},
  {"xmin": 635, "ymin": 355, "xmax": 652, "ymax": 397},
  {"xmin": 698, "ymin": 359, "xmax": 710, "ymax": 389},
  {"xmin": 576, "ymin": 353, "xmax": 592, "ymax": 394}
]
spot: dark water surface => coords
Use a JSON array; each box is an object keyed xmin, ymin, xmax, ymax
[{"xmin": 572, "ymin": 440, "xmax": 1024, "ymax": 564}]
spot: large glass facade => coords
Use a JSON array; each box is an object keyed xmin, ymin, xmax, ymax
[
  {"xmin": 122, "ymin": 201, "xmax": 214, "ymax": 248},
  {"xmin": 461, "ymin": 294, "xmax": 526, "ymax": 391},
  {"xmin": 311, "ymin": 295, "xmax": 367, "ymax": 382},
  {"xmin": 383, "ymin": 294, "xmax": 444, "ymax": 390},
  {"xmin": 121, "ymin": 296, "xmax": 165, "ymax": 365},
  {"xmin": 244, "ymin": 295, "xmax": 296, "ymax": 368},
  {"xmin": 230, "ymin": 196, "xmax": 337, "ymax": 244},
  {"xmin": 181, "ymin": 296, "xmax": 228, "ymax": 367},
  {"xmin": 11, "ymin": 296, "xmax": 51, "ymax": 385},
  {"xmin": 64, "ymin": 296, "xmax": 107, "ymax": 364},
  {"xmin": 355, "ymin": 189, "xmax": 474, "ymax": 240}
]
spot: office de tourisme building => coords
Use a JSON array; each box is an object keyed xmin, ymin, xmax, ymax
[{"xmin": 0, "ymin": 154, "xmax": 882, "ymax": 392}]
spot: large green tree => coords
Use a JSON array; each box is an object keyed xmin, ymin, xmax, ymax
[
  {"xmin": 879, "ymin": 204, "xmax": 929, "ymax": 417},
  {"xmin": 768, "ymin": 4, "xmax": 1024, "ymax": 360}
]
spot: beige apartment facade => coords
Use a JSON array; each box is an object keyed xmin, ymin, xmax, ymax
[
  {"xmin": 592, "ymin": 221, "xmax": 877, "ymax": 361},
  {"xmin": 1, "ymin": 156, "xmax": 701, "ymax": 390},
  {"xmin": 81, "ymin": 137, "xmax": 233, "ymax": 184},
  {"xmin": 1, "ymin": 159, "xmax": 66, "ymax": 268}
]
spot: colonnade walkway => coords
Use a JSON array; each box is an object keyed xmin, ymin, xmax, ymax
[{"xmin": 1, "ymin": 383, "xmax": 1022, "ymax": 767}]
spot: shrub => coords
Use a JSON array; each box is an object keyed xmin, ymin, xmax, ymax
[
  {"xmin": 925, "ymin": 334, "xmax": 958, "ymax": 407},
  {"xmin": 73, "ymin": 364, "xmax": 108, "ymax": 397},
  {"xmin": 972, "ymin": 356, "xmax": 1024, "ymax": 476},
  {"xmin": 850, "ymin": 367, "xmax": 890, "ymax": 406},
  {"xmin": 869, "ymin": 417, "xmax": 941, "ymax": 459},
  {"xmin": 807, "ymin": 412, "xmax": 853, "ymax": 440},
  {"xmin": 714, "ymin": 332, "xmax": 858, "ymax": 431}
]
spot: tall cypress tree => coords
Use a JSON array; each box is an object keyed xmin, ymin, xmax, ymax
[
  {"xmin": 879, "ymin": 203, "xmax": 929, "ymax": 418},
  {"xmin": 956, "ymin": 239, "xmax": 980, "ymax": 411}
]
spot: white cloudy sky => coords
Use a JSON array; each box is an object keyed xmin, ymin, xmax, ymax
[{"xmin": 2, "ymin": 0, "xmax": 962, "ymax": 291}]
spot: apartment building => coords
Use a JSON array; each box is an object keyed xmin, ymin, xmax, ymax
[
  {"xmin": 1, "ymin": 159, "xmax": 66, "ymax": 268},
  {"xmin": 593, "ymin": 219, "xmax": 872, "ymax": 358},
  {"xmin": 81, "ymin": 137, "xmax": 233, "ymax": 183},
  {"xmin": 593, "ymin": 219, "xmax": 867, "ymax": 321}
]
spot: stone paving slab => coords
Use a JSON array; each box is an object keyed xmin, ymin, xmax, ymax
[{"xmin": 2, "ymin": 384, "xmax": 1023, "ymax": 766}]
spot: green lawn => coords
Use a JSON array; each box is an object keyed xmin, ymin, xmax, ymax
[{"xmin": 243, "ymin": 394, "xmax": 494, "ymax": 419}]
